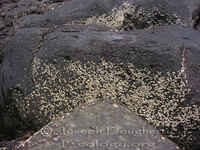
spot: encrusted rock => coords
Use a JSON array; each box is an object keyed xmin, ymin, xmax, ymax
[{"xmin": 0, "ymin": 0, "xmax": 199, "ymax": 150}]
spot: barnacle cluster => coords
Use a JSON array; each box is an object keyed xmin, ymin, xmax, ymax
[
  {"xmin": 86, "ymin": 2, "xmax": 186, "ymax": 30},
  {"xmin": 13, "ymin": 56, "xmax": 199, "ymax": 142}
]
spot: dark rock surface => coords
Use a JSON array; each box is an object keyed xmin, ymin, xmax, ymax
[
  {"xmin": 14, "ymin": 0, "xmax": 189, "ymax": 30},
  {"xmin": 0, "ymin": 0, "xmax": 200, "ymax": 150},
  {"xmin": 16, "ymin": 100, "xmax": 181, "ymax": 150}
]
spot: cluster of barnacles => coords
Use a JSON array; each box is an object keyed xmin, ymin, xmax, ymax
[{"xmin": 86, "ymin": 2, "xmax": 185, "ymax": 30}]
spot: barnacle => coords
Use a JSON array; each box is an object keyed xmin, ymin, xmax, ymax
[
  {"xmin": 11, "ymin": 56, "xmax": 197, "ymax": 142},
  {"xmin": 86, "ymin": 2, "xmax": 186, "ymax": 30}
]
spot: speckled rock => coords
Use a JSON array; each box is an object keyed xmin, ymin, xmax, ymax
[
  {"xmin": 0, "ymin": 0, "xmax": 200, "ymax": 150},
  {"xmin": 0, "ymin": 24, "xmax": 200, "ymax": 150},
  {"xmin": 14, "ymin": 0, "xmax": 190, "ymax": 30},
  {"xmin": 15, "ymin": 100, "xmax": 180, "ymax": 150}
]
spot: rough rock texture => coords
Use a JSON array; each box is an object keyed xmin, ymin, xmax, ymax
[
  {"xmin": 184, "ymin": 0, "xmax": 200, "ymax": 30},
  {"xmin": 15, "ymin": 100, "xmax": 180, "ymax": 150},
  {"xmin": 0, "ymin": 0, "xmax": 200, "ymax": 150},
  {"xmin": 14, "ymin": 0, "xmax": 189, "ymax": 30},
  {"xmin": 0, "ymin": 0, "xmax": 74, "ymax": 64}
]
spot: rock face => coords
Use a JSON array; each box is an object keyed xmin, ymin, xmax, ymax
[
  {"xmin": 0, "ymin": 0, "xmax": 200, "ymax": 150},
  {"xmin": 15, "ymin": 100, "xmax": 180, "ymax": 150},
  {"xmin": 14, "ymin": 0, "xmax": 189, "ymax": 30}
]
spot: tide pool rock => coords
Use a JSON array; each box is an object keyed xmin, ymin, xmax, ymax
[{"xmin": 16, "ymin": 100, "xmax": 181, "ymax": 150}]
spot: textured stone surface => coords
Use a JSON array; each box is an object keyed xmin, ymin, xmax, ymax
[
  {"xmin": 0, "ymin": 0, "xmax": 200, "ymax": 150},
  {"xmin": 1, "ymin": 24, "xmax": 200, "ymax": 150},
  {"xmin": 16, "ymin": 100, "xmax": 180, "ymax": 150},
  {"xmin": 14, "ymin": 0, "xmax": 189, "ymax": 29}
]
